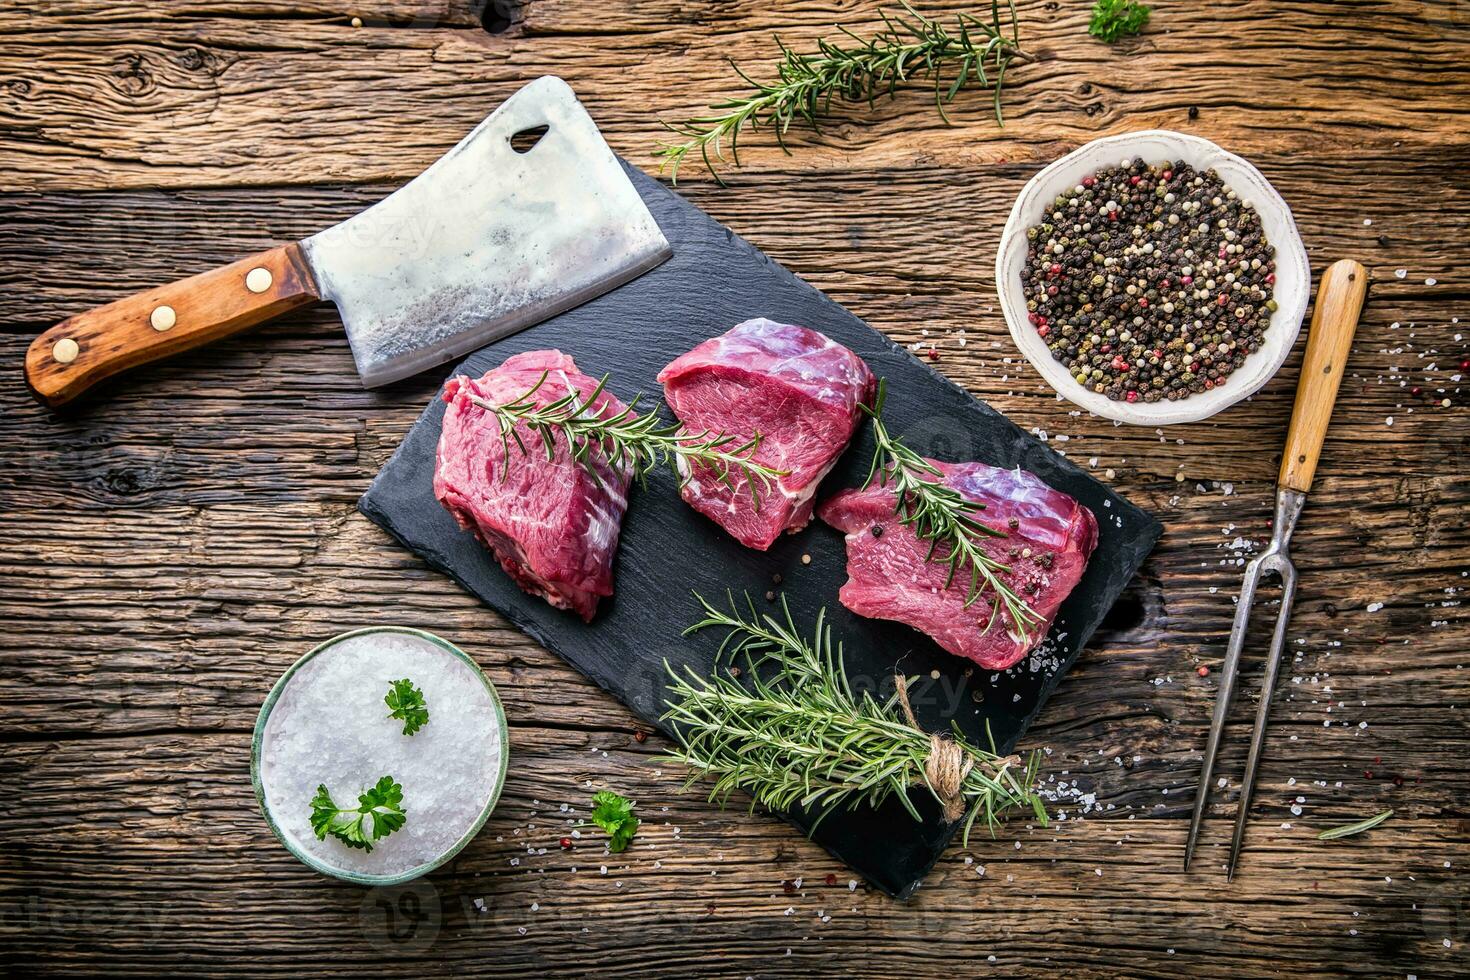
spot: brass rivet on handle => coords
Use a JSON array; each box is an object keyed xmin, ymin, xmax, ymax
[
  {"xmin": 52, "ymin": 338, "xmax": 80, "ymax": 364},
  {"xmin": 150, "ymin": 305, "xmax": 177, "ymax": 332},
  {"xmin": 245, "ymin": 267, "xmax": 273, "ymax": 294}
]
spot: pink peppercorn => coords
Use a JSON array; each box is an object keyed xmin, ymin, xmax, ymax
[{"xmin": 1125, "ymin": 390, "xmax": 1139, "ymax": 403}]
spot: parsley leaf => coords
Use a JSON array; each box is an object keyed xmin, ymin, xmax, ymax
[
  {"xmin": 309, "ymin": 775, "xmax": 407, "ymax": 852},
  {"xmin": 385, "ymin": 678, "xmax": 429, "ymax": 736},
  {"xmin": 587, "ymin": 790, "xmax": 639, "ymax": 853},
  {"xmin": 1089, "ymin": 0, "xmax": 1150, "ymax": 43}
]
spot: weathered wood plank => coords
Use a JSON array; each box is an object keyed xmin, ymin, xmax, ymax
[
  {"xmin": 1, "ymin": 729, "xmax": 1465, "ymax": 978},
  {"xmin": 1, "ymin": 1, "xmax": 1467, "ymax": 191},
  {"xmin": 1, "ymin": 0, "xmax": 1467, "ymax": 976}
]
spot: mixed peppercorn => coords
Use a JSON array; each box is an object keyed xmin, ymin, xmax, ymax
[{"xmin": 1022, "ymin": 158, "xmax": 1277, "ymax": 403}]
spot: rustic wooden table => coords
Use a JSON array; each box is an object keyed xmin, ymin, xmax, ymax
[{"xmin": 2, "ymin": 2, "xmax": 1467, "ymax": 977}]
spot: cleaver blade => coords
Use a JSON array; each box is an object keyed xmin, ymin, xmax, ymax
[
  {"xmin": 24, "ymin": 76, "xmax": 671, "ymax": 409},
  {"xmin": 302, "ymin": 75, "xmax": 671, "ymax": 388}
]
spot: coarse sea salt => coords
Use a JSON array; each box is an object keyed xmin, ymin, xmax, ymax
[{"xmin": 258, "ymin": 631, "xmax": 503, "ymax": 877}]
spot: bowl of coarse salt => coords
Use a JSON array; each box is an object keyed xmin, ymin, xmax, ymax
[
  {"xmin": 252, "ymin": 627, "xmax": 508, "ymax": 884},
  {"xmin": 996, "ymin": 130, "xmax": 1311, "ymax": 425}
]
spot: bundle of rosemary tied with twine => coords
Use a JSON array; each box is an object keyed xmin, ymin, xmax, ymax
[{"xmin": 663, "ymin": 594, "xmax": 1046, "ymax": 841}]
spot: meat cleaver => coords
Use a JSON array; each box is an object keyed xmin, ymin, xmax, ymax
[{"xmin": 24, "ymin": 76, "xmax": 671, "ymax": 409}]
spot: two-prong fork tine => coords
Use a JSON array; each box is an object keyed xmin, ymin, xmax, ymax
[
  {"xmin": 1184, "ymin": 487, "xmax": 1305, "ymax": 874},
  {"xmin": 1183, "ymin": 553, "xmax": 1261, "ymax": 870},
  {"xmin": 1227, "ymin": 553, "xmax": 1297, "ymax": 879}
]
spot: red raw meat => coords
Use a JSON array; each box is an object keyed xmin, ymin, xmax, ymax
[
  {"xmin": 657, "ymin": 318, "xmax": 876, "ymax": 550},
  {"xmin": 433, "ymin": 350, "xmax": 633, "ymax": 622},
  {"xmin": 818, "ymin": 461, "xmax": 1098, "ymax": 669}
]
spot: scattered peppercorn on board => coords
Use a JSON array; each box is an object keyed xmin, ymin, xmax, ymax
[{"xmin": 360, "ymin": 161, "xmax": 1162, "ymax": 898}]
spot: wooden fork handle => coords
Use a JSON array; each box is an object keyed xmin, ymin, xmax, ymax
[
  {"xmin": 24, "ymin": 243, "xmax": 320, "ymax": 410},
  {"xmin": 1278, "ymin": 258, "xmax": 1369, "ymax": 493}
]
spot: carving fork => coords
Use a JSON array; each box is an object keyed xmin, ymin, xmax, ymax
[{"xmin": 1184, "ymin": 259, "xmax": 1369, "ymax": 878}]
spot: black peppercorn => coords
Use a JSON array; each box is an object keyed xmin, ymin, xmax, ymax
[{"xmin": 1022, "ymin": 158, "xmax": 1275, "ymax": 404}]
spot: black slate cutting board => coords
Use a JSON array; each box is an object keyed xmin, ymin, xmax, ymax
[{"xmin": 360, "ymin": 161, "xmax": 1162, "ymax": 898}]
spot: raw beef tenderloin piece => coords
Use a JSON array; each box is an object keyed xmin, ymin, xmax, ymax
[
  {"xmin": 818, "ymin": 461, "xmax": 1098, "ymax": 669},
  {"xmin": 433, "ymin": 350, "xmax": 634, "ymax": 622},
  {"xmin": 657, "ymin": 318, "xmax": 876, "ymax": 550}
]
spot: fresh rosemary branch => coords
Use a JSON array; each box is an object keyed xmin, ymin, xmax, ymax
[
  {"xmin": 1088, "ymin": 0, "xmax": 1151, "ymax": 43},
  {"xmin": 661, "ymin": 593, "xmax": 1046, "ymax": 843},
  {"xmin": 656, "ymin": 1, "xmax": 1029, "ymax": 184},
  {"xmin": 860, "ymin": 381, "xmax": 1043, "ymax": 641},
  {"xmin": 462, "ymin": 372, "xmax": 786, "ymax": 506}
]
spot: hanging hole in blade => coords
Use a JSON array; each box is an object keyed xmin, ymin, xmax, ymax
[{"xmin": 510, "ymin": 125, "xmax": 549, "ymax": 154}]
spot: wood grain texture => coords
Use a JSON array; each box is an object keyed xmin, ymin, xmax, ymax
[
  {"xmin": 23, "ymin": 242, "xmax": 318, "ymax": 409},
  {"xmin": 1, "ymin": 0, "xmax": 1467, "ymax": 977},
  {"xmin": 1278, "ymin": 259, "xmax": 1369, "ymax": 493}
]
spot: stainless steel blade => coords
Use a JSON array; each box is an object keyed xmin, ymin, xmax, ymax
[{"xmin": 300, "ymin": 76, "xmax": 672, "ymax": 387}]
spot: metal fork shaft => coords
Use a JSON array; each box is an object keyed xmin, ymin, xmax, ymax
[
  {"xmin": 1184, "ymin": 488, "xmax": 1305, "ymax": 872},
  {"xmin": 1183, "ymin": 558, "xmax": 1260, "ymax": 869},
  {"xmin": 1227, "ymin": 565, "xmax": 1298, "ymax": 879}
]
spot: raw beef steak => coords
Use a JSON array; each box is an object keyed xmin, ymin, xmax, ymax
[
  {"xmin": 818, "ymin": 461, "xmax": 1098, "ymax": 669},
  {"xmin": 657, "ymin": 318, "xmax": 875, "ymax": 550},
  {"xmin": 433, "ymin": 350, "xmax": 634, "ymax": 622}
]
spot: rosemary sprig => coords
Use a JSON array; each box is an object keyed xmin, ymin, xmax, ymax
[
  {"xmin": 461, "ymin": 372, "xmax": 786, "ymax": 507},
  {"xmin": 1316, "ymin": 808, "xmax": 1393, "ymax": 841},
  {"xmin": 861, "ymin": 381, "xmax": 1043, "ymax": 642},
  {"xmin": 657, "ymin": 1, "xmax": 1029, "ymax": 184},
  {"xmin": 661, "ymin": 592, "xmax": 1046, "ymax": 843}
]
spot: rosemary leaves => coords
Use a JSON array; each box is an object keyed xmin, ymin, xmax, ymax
[
  {"xmin": 861, "ymin": 382, "xmax": 1044, "ymax": 641},
  {"xmin": 662, "ymin": 593, "xmax": 1046, "ymax": 842},
  {"xmin": 463, "ymin": 371, "xmax": 786, "ymax": 504},
  {"xmin": 657, "ymin": 2, "xmax": 1029, "ymax": 184},
  {"xmin": 1316, "ymin": 808, "xmax": 1393, "ymax": 841}
]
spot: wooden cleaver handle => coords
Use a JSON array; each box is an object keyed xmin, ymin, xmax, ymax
[
  {"xmin": 24, "ymin": 243, "xmax": 320, "ymax": 410},
  {"xmin": 1277, "ymin": 258, "xmax": 1369, "ymax": 494}
]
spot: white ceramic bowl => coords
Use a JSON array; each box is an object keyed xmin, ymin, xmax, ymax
[{"xmin": 995, "ymin": 130, "xmax": 1310, "ymax": 425}]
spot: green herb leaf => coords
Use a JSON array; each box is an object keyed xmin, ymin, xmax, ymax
[
  {"xmin": 385, "ymin": 678, "xmax": 430, "ymax": 736},
  {"xmin": 1088, "ymin": 0, "xmax": 1150, "ymax": 43},
  {"xmin": 588, "ymin": 790, "xmax": 640, "ymax": 853},
  {"xmin": 1316, "ymin": 808, "xmax": 1393, "ymax": 840},
  {"xmin": 656, "ymin": 1, "xmax": 1031, "ymax": 184},
  {"xmin": 309, "ymin": 775, "xmax": 407, "ymax": 853}
]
